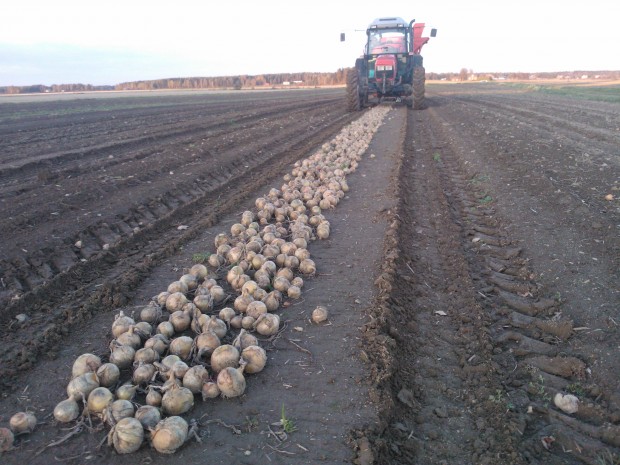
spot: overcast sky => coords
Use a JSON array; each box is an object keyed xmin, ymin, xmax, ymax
[{"xmin": 1, "ymin": 0, "xmax": 619, "ymax": 86}]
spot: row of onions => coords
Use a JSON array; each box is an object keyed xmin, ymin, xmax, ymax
[{"xmin": 0, "ymin": 106, "xmax": 390, "ymax": 456}]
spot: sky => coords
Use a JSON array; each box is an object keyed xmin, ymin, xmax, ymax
[{"xmin": 1, "ymin": 0, "xmax": 619, "ymax": 86}]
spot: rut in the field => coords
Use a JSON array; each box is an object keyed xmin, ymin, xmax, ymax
[{"xmin": 362, "ymin": 106, "xmax": 620, "ymax": 465}]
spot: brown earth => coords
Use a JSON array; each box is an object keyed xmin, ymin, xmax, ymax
[{"xmin": 0, "ymin": 84, "xmax": 618, "ymax": 464}]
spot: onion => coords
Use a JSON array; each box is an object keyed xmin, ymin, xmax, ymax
[
  {"xmin": 179, "ymin": 273, "xmax": 198, "ymax": 291},
  {"xmin": 72, "ymin": 353, "xmax": 102, "ymax": 378},
  {"xmin": 287, "ymin": 285, "xmax": 301, "ymax": 299},
  {"xmin": 54, "ymin": 398, "xmax": 80, "ymax": 423},
  {"xmin": 291, "ymin": 276, "xmax": 304, "ymax": 288},
  {"xmin": 135, "ymin": 405, "xmax": 161, "ymax": 430},
  {"xmin": 193, "ymin": 330, "xmax": 221, "ymax": 360},
  {"xmin": 0, "ymin": 428, "xmax": 13, "ymax": 453},
  {"xmin": 146, "ymin": 388, "xmax": 162, "ymax": 407},
  {"xmin": 134, "ymin": 321, "xmax": 153, "ymax": 338},
  {"xmin": 9, "ymin": 412, "xmax": 37, "ymax": 435},
  {"xmin": 284, "ymin": 255, "xmax": 300, "ymax": 270},
  {"xmin": 150, "ymin": 416, "xmax": 189, "ymax": 454},
  {"xmin": 115, "ymin": 326, "xmax": 142, "ymax": 349},
  {"xmin": 254, "ymin": 313, "xmax": 280, "ymax": 336},
  {"xmin": 210, "ymin": 345, "xmax": 240, "ymax": 373},
  {"xmin": 156, "ymin": 292, "xmax": 170, "ymax": 307},
  {"xmin": 193, "ymin": 294, "xmax": 214, "ymax": 312},
  {"xmin": 67, "ymin": 372, "xmax": 99, "ymax": 401},
  {"xmin": 201, "ymin": 382, "xmax": 220, "ymax": 400},
  {"xmin": 214, "ymin": 233, "xmax": 229, "ymax": 248},
  {"xmin": 183, "ymin": 365, "xmax": 209, "ymax": 394},
  {"xmin": 140, "ymin": 302, "xmax": 162, "ymax": 324},
  {"xmin": 241, "ymin": 345, "xmax": 267, "ymax": 374},
  {"xmin": 168, "ymin": 336, "xmax": 193, "ymax": 360},
  {"xmin": 232, "ymin": 329, "xmax": 258, "ymax": 351},
  {"xmin": 241, "ymin": 316, "xmax": 255, "ymax": 330},
  {"xmin": 245, "ymin": 300, "xmax": 268, "ymax": 319},
  {"xmin": 167, "ymin": 280, "xmax": 188, "ymax": 294},
  {"xmin": 217, "ymin": 365, "xmax": 246, "ymax": 398},
  {"xmin": 104, "ymin": 400, "xmax": 135, "ymax": 426},
  {"xmin": 230, "ymin": 315, "xmax": 243, "ymax": 329},
  {"xmin": 145, "ymin": 334, "xmax": 169, "ymax": 355},
  {"xmin": 210, "ymin": 285, "xmax": 227, "ymax": 304},
  {"xmin": 134, "ymin": 347, "xmax": 159, "ymax": 364},
  {"xmin": 189, "ymin": 263, "xmax": 208, "ymax": 279},
  {"xmin": 87, "ymin": 387, "xmax": 114, "ymax": 414},
  {"xmin": 234, "ymin": 294, "xmax": 253, "ymax": 313},
  {"xmin": 295, "ymin": 247, "xmax": 311, "ymax": 261},
  {"xmin": 156, "ymin": 321, "xmax": 175, "ymax": 338},
  {"xmin": 200, "ymin": 315, "xmax": 227, "ymax": 339},
  {"xmin": 254, "ymin": 270, "xmax": 271, "ymax": 289},
  {"xmin": 161, "ymin": 354, "xmax": 181, "ymax": 370},
  {"xmin": 165, "ymin": 292, "xmax": 188, "ymax": 313},
  {"xmin": 299, "ymin": 258, "xmax": 316, "ymax": 275},
  {"xmin": 276, "ymin": 267, "xmax": 294, "ymax": 281},
  {"xmin": 263, "ymin": 291, "xmax": 281, "ymax": 312},
  {"xmin": 110, "ymin": 345, "xmax": 135, "ymax": 370},
  {"xmin": 96, "ymin": 363, "xmax": 120, "ymax": 388},
  {"xmin": 133, "ymin": 362, "xmax": 157, "ymax": 385},
  {"xmin": 161, "ymin": 385, "xmax": 194, "ymax": 415},
  {"xmin": 208, "ymin": 253, "xmax": 225, "ymax": 268},
  {"xmin": 108, "ymin": 417, "xmax": 144, "ymax": 454},
  {"xmin": 311, "ymin": 306, "xmax": 329, "ymax": 324},
  {"xmin": 273, "ymin": 276, "xmax": 290, "ymax": 293},
  {"xmin": 219, "ymin": 307, "xmax": 236, "ymax": 323},
  {"xmin": 171, "ymin": 361, "xmax": 190, "ymax": 379},
  {"xmin": 316, "ymin": 222, "xmax": 330, "ymax": 239},
  {"xmin": 554, "ymin": 393, "xmax": 579, "ymax": 414},
  {"xmin": 112, "ymin": 311, "xmax": 135, "ymax": 338},
  {"xmin": 116, "ymin": 384, "xmax": 138, "ymax": 401},
  {"xmin": 169, "ymin": 310, "xmax": 191, "ymax": 333}
]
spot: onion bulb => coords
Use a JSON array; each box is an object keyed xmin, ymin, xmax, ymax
[
  {"xmin": 165, "ymin": 292, "xmax": 188, "ymax": 313},
  {"xmin": 156, "ymin": 321, "xmax": 175, "ymax": 338},
  {"xmin": 133, "ymin": 362, "xmax": 157, "ymax": 385},
  {"xmin": 109, "ymin": 345, "xmax": 135, "ymax": 370},
  {"xmin": 232, "ymin": 329, "xmax": 258, "ymax": 351},
  {"xmin": 241, "ymin": 345, "xmax": 267, "ymax": 374},
  {"xmin": 219, "ymin": 307, "xmax": 236, "ymax": 323},
  {"xmin": 54, "ymin": 398, "xmax": 80, "ymax": 423},
  {"xmin": 134, "ymin": 405, "xmax": 161, "ymax": 430},
  {"xmin": 287, "ymin": 285, "xmax": 301, "ymax": 299},
  {"xmin": 245, "ymin": 300, "xmax": 267, "ymax": 319},
  {"xmin": 254, "ymin": 313, "xmax": 280, "ymax": 336},
  {"xmin": 193, "ymin": 330, "xmax": 221, "ymax": 360},
  {"xmin": 150, "ymin": 416, "xmax": 189, "ymax": 455},
  {"xmin": 116, "ymin": 384, "xmax": 138, "ymax": 401},
  {"xmin": 140, "ymin": 302, "xmax": 162, "ymax": 324},
  {"xmin": 201, "ymin": 381, "xmax": 220, "ymax": 400},
  {"xmin": 107, "ymin": 417, "xmax": 144, "ymax": 454},
  {"xmin": 146, "ymin": 388, "xmax": 162, "ymax": 407},
  {"xmin": 230, "ymin": 315, "xmax": 243, "ymax": 329},
  {"xmin": 199, "ymin": 315, "xmax": 227, "ymax": 339},
  {"xmin": 112, "ymin": 311, "xmax": 135, "ymax": 338},
  {"xmin": 299, "ymin": 258, "xmax": 316, "ymax": 275},
  {"xmin": 193, "ymin": 294, "xmax": 213, "ymax": 312},
  {"xmin": 169, "ymin": 336, "xmax": 193, "ymax": 360},
  {"xmin": 183, "ymin": 365, "xmax": 209, "ymax": 394},
  {"xmin": 554, "ymin": 393, "xmax": 579, "ymax": 414},
  {"xmin": 169, "ymin": 310, "xmax": 191, "ymax": 333},
  {"xmin": 95, "ymin": 363, "xmax": 120, "ymax": 388},
  {"xmin": 9, "ymin": 412, "xmax": 37, "ymax": 435},
  {"xmin": 67, "ymin": 372, "xmax": 99, "ymax": 401},
  {"xmin": 311, "ymin": 306, "xmax": 329, "ymax": 324},
  {"xmin": 189, "ymin": 263, "xmax": 208, "ymax": 279},
  {"xmin": 0, "ymin": 428, "xmax": 13, "ymax": 453},
  {"xmin": 171, "ymin": 361, "xmax": 190, "ymax": 379},
  {"xmin": 115, "ymin": 326, "xmax": 142, "ymax": 349},
  {"xmin": 241, "ymin": 316, "xmax": 255, "ymax": 330},
  {"xmin": 104, "ymin": 400, "xmax": 134, "ymax": 426},
  {"xmin": 210, "ymin": 285, "xmax": 227, "ymax": 304},
  {"xmin": 145, "ymin": 334, "xmax": 169, "ymax": 355},
  {"xmin": 210, "ymin": 345, "xmax": 240, "ymax": 373},
  {"xmin": 167, "ymin": 280, "xmax": 188, "ymax": 294},
  {"xmin": 217, "ymin": 365, "xmax": 246, "ymax": 398},
  {"xmin": 134, "ymin": 347, "xmax": 159, "ymax": 365},
  {"xmin": 72, "ymin": 353, "xmax": 102, "ymax": 378},
  {"xmin": 87, "ymin": 387, "xmax": 114, "ymax": 414},
  {"xmin": 161, "ymin": 385, "xmax": 194, "ymax": 416},
  {"xmin": 179, "ymin": 273, "xmax": 198, "ymax": 291}
]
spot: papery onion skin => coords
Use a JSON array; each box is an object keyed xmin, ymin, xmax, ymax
[
  {"xmin": 210, "ymin": 345, "xmax": 240, "ymax": 373},
  {"xmin": 161, "ymin": 386, "xmax": 194, "ymax": 416},
  {"xmin": 150, "ymin": 416, "xmax": 188, "ymax": 455},
  {"xmin": 72, "ymin": 353, "xmax": 102, "ymax": 379},
  {"xmin": 0, "ymin": 427, "xmax": 14, "ymax": 452},
  {"xmin": 9, "ymin": 412, "xmax": 37, "ymax": 435},
  {"xmin": 108, "ymin": 417, "xmax": 144, "ymax": 454},
  {"xmin": 67, "ymin": 372, "xmax": 99, "ymax": 401},
  {"xmin": 135, "ymin": 405, "xmax": 161, "ymax": 430},
  {"xmin": 241, "ymin": 345, "xmax": 267, "ymax": 374},
  {"xmin": 217, "ymin": 366, "xmax": 246, "ymax": 398},
  {"xmin": 54, "ymin": 398, "xmax": 80, "ymax": 423},
  {"xmin": 87, "ymin": 387, "xmax": 114, "ymax": 414}
]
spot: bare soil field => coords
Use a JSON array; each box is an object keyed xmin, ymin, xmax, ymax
[{"xmin": 0, "ymin": 84, "xmax": 618, "ymax": 464}]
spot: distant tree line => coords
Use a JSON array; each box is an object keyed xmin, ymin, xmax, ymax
[
  {"xmin": 114, "ymin": 70, "xmax": 349, "ymax": 91},
  {"xmin": 2, "ymin": 69, "xmax": 619, "ymax": 94}
]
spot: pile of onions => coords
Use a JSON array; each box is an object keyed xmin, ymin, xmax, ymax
[{"xmin": 50, "ymin": 106, "xmax": 389, "ymax": 456}]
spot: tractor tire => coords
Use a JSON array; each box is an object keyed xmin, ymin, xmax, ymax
[
  {"xmin": 346, "ymin": 69, "xmax": 362, "ymax": 112},
  {"xmin": 413, "ymin": 66, "xmax": 426, "ymax": 110}
]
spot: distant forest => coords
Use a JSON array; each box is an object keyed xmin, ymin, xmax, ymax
[{"xmin": 1, "ymin": 69, "xmax": 619, "ymax": 94}]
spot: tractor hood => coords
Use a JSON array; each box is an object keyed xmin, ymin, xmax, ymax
[{"xmin": 374, "ymin": 55, "xmax": 397, "ymax": 80}]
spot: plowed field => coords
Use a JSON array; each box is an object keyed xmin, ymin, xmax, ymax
[{"xmin": 0, "ymin": 85, "xmax": 618, "ymax": 464}]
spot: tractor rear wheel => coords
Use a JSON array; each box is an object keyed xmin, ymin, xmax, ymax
[
  {"xmin": 413, "ymin": 66, "xmax": 426, "ymax": 110},
  {"xmin": 346, "ymin": 69, "xmax": 362, "ymax": 112}
]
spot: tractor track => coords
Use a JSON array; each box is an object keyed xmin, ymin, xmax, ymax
[
  {"xmin": 0, "ymin": 90, "xmax": 357, "ymax": 391},
  {"xmin": 363, "ymin": 101, "xmax": 620, "ymax": 464}
]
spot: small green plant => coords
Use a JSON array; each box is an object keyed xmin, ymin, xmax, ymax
[
  {"xmin": 244, "ymin": 416, "xmax": 259, "ymax": 432},
  {"xmin": 488, "ymin": 389, "xmax": 504, "ymax": 404},
  {"xmin": 192, "ymin": 252, "xmax": 211, "ymax": 263},
  {"xmin": 566, "ymin": 383, "xmax": 586, "ymax": 397},
  {"xmin": 478, "ymin": 194, "xmax": 493, "ymax": 204},
  {"xmin": 280, "ymin": 404, "xmax": 297, "ymax": 434},
  {"xmin": 529, "ymin": 375, "xmax": 552, "ymax": 405},
  {"xmin": 433, "ymin": 152, "xmax": 441, "ymax": 162}
]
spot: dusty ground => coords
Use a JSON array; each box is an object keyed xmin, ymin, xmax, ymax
[{"xmin": 0, "ymin": 84, "xmax": 618, "ymax": 464}]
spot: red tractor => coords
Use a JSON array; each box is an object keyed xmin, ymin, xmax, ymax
[{"xmin": 343, "ymin": 17, "xmax": 436, "ymax": 110}]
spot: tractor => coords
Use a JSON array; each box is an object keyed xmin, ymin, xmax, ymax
[{"xmin": 342, "ymin": 17, "xmax": 436, "ymax": 110}]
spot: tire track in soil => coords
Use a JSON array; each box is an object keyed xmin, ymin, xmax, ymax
[
  {"xmin": 0, "ymin": 109, "xmax": 360, "ymax": 393},
  {"xmin": 361, "ymin": 104, "xmax": 620, "ymax": 464}
]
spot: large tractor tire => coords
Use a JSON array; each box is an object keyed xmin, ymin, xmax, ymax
[
  {"xmin": 346, "ymin": 69, "xmax": 362, "ymax": 112},
  {"xmin": 413, "ymin": 65, "xmax": 426, "ymax": 110}
]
